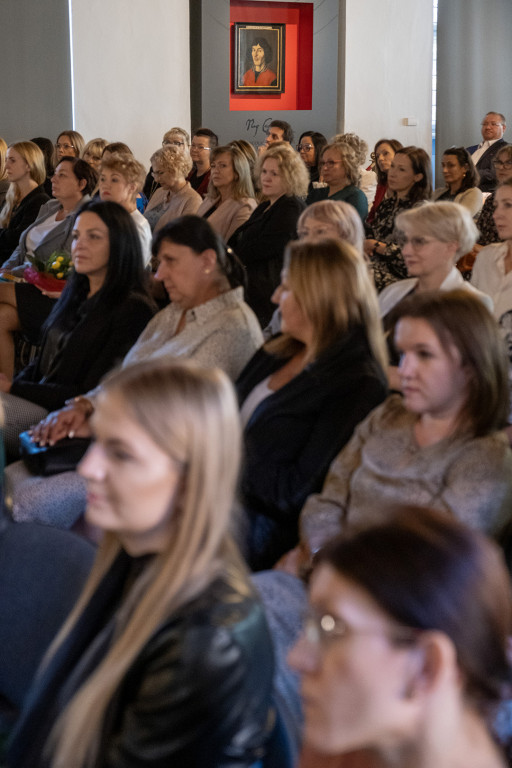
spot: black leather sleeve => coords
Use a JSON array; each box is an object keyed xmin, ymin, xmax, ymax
[{"xmin": 102, "ymin": 596, "xmax": 274, "ymax": 768}]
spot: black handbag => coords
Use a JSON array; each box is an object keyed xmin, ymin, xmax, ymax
[{"xmin": 19, "ymin": 430, "xmax": 91, "ymax": 476}]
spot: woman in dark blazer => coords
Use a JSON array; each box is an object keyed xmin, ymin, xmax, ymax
[
  {"xmin": 236, "ymin": 238, "xmax": 388, "ymax": 570},
  {"xmin": 229, "ymin": 142, "xmax": 309, "ymax": 327},
  {"xmin": 0, "ymin": 200, "xmax": 155, "ymax": 457}
]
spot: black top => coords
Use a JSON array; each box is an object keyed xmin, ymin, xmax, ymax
[
  {"xmin": 229, "ymin": 194, "xmax": 306, "ymax": 327},
  {"xmin": 11, "ymin": 291, "xmax": 155, "ymax": 411},
  {"xmin": 9, "ymin": 550, "xmax": 274, "ymax": 768},
  {"xmin": 0, "ymin": 185, "xmax": 50, "ymax": 265},
  {"xmin": 236, "ymin": 325, "xmax": 388, "ymax": 568}
]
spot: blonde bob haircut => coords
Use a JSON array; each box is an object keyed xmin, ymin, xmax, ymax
[
  {"xmin": 395, "ymin": 201, "xmax": 478, "ymax": 261},
  {"xmin": 163, "ymin": 126, "xmax": 191, "ymax": 148},
  {"xmin": 266, "ymin": 238, "xmax": 387, "ymax": 370},
  {"xmin": 256, "ymin": 141, "xmax": 310, "ymax": 198},
  {"xmin": 82, "ymin": 138, "xmax": 109, "ymax": 161},
  {"xmin": 207, "ymin": 144, "xmax": 255, "ymax": 201},
  {"xmin": 321, "ymin": 142, "xmax": 361, "ymax": 187},
  {"xmin": 150, "ymin": 144, "xmax": 193, "ymax": 179},
  {"xmin": 0, "ymin": 141, "xmax": 46, "ymax": 228},
  {"xmin": 46, "ymin": 359, "xmax": 247, "ymax": 768},
  {"xmin": 100, "ymin": 153, "xmax": 147, "ymax": 195},
  {"xmin": 298, "ymin": 199, "xmax": 365, "ymax": 255}
]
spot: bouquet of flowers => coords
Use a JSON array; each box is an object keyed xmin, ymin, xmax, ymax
[{"xmin": 24, "ymin": 250, "xmax": 74, "ymax": 293}]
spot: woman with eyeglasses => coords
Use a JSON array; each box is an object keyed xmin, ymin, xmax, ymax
[
  {"xmin": 53, "ymin": 130, "xmax": 85, "ymax": 167},
  {"xmin": 81, "ymin": 138, "xmax": 109, "ymax": 173},
  {"xmin": 475, "ymin": 145, "xmax": 512, "ymax": 250},
  {"xmin": 290, "ymin": 506, "xmax": 512, "ymax": 768},
  {"xmin": 297, "ymin": 131, "xmax": 327, "ymax": 185},
  {"xmin": 432, "ymin": 147, "xmax": 483, "ymax": 216},
  {"xmin": 307, "ymin": 143, "xmax": 368, "ymax": 222},
  {"xmin": 188, "ymin": 128, "xmax": 218, "ymax": 198},
  {"xmin": 143, "ymin": 145, "xmax": 201, "ymax": 233}
]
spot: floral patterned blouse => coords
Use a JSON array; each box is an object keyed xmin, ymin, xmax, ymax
[
  {"xmin": 476, "ymin": 192, "xmax": 501, "ymax": 247},
  {"xmin": 366, "ymin": 196, "xmax": 417, "ymax": 292}
]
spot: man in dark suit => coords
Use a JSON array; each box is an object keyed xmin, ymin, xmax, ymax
[{"xmin": 467, "ymin": 111, "xmax": 508, "ymax": 193}]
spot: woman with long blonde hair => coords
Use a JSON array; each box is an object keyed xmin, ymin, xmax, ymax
[
  {"xmin": 236, "ymin": 237, "xmax": 388, "ymax": 569},
  {"xmin": 8, "ymin": 359, "xmax": 274, "ymax": 768},
  {"xmin": 0, "ymin": 141, "xmax": 48, "ymax": 263}
]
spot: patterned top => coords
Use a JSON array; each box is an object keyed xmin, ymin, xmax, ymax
[
  {"xmin": 300, "ymin": 395, "xmax": 512, "ymax": 553},
  {"xmin": 122, "ymin": 286, "xmax": 263, "ymax": 381},
  {"xmin": 476, "ymin": 192, "xmax": 501, "ymax": 246},
  {"xmin": 365, "ymin": 196, "xmax": 416, "ymax": 291}
]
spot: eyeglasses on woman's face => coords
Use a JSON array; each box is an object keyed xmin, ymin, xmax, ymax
[
  {"xmin": 298, "ymin": 143, "xmax": 314, "ymax": 152},
  {"xmin": 319, "ymin": 160, "xmax": 342, "ymax": 169},
  {"xmin": 163, "ymin": 140, "xmax": 184, "ymax": 148},
  {"xmin": 56, "ymin": 142, "xmax": 75, "ymax": 151},
  {"xmin": 493, "ymin": 159, "xmax": 512, "ymax": 169}
]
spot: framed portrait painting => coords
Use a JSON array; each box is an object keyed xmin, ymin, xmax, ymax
[{"xmin": 233, "ymin": 22, "xmax": 285, "ymax": 94}]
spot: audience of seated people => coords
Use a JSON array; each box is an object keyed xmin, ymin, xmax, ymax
[{"xmin": 3, "ymin": 118, "xmax": 512, "ymax": 768}]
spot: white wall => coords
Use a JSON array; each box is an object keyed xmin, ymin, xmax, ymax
[
  {"xmin": 71, "ymin": 0, "xmax": 191, "ymax": 167},
  {"xmin": 343, "ymin": 0, "xmax": 433, "ymax": 160}
]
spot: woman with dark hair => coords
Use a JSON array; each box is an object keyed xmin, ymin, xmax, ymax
[
  {"xmin": 297, "ymin": 131, "xmax": 327, "ymax": 185},
  {"xmin": 8, "ymin": 359, "xmax": 274, "ymax": 768},
  {"xmin": 367, "ymin": 138, "xmax": 403, "ymax": 222},
  {"xmin": 243, "ymin": 36, "xmax": 277, "ymax": 86},
  {"xmin": 299, "ymin": 290, "xmax": 512, "ymax": 560},
  {"xmin": 433, "ymin": 146, "xmax": 483, "ymax": 216},
  {"xmin": 31, "ymin": 137, "xmax": 55, "ymax": 196},
  {"xmin": 0, "ymin": 157, "xmax": 97, "ymax": 378},
  {"xmin": 0, "ymin": 200, "xmax": 155, "ymax": 457},
  {"xmin": 237, "ymin": 238, "xmax": 388, "ymax": 569},
  {"xmin": 365, "ymin": 146, "xmax": 432, "ymax": 291},
  {"xmin": 290, "ymin": 506, "xmax": 512, "ymax": 768},
  {"xmin": 7, "ymin": 216, "xmax": 263, "ymax": 528}
]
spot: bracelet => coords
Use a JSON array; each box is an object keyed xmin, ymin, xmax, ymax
[{"xmin": 65, "ymin": 395, "xmax": 94, "ymax": 417}]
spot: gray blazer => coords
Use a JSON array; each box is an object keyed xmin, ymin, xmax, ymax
[{"xmin": 3, "ymin": 196, "xmax": 90, "ymax": 276}]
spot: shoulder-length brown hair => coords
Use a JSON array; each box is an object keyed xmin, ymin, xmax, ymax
[
  {"xmin": 394, "ymin": 146, "xmax": 432, "ymax": 203},
  {"xmin": 390, "ymin": 289, "xmax": 509, "ymax": 437}
]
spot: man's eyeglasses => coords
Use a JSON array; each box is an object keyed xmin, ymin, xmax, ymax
[{"xmin": 191, "ymin": 144, "xmax": 211, "ymax": 152}]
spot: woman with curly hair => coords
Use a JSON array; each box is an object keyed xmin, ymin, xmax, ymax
[
  {"xmin": 307, "ymin": 143, "xmax": 368, "ymax": 222},
  {"xmin": 144, "ymin": 145, "xmax": 201, "ymax": 232},
  {"xmin": 229, "ymin": 142, "xmax": 309, "ymax": 326}
]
